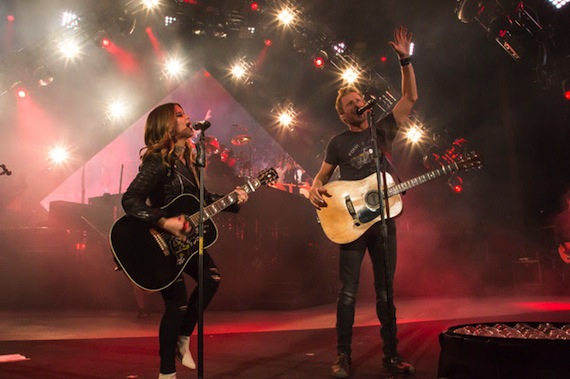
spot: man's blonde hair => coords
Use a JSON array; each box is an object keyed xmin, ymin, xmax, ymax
[{"xmin": 335, "ymin": 86, "xmax": 363, "ymax": 115}]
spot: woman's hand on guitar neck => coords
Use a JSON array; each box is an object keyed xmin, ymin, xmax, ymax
[{"xmin": 158, "ymin": 216, "xmax": 193, "ymax": 241}]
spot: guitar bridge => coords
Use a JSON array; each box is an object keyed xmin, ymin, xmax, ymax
[
  {"xmin": 150, "ymin": 228, "xmax": 170, "ymax": 256},
  {"xmin": 344, "ymin": 196, "xmax": 361, "ymax": 226}
]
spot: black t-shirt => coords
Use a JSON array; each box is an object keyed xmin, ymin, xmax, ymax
[{"xmin": 325, "ymin": 113, "xmax": 398, "ymax": 181}]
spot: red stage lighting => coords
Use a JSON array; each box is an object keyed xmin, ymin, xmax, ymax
[
  {"xmin": 250, "ymin": 1, "xmax": 259, "ymax": 11},
  {"xmin": 313, "ymin": 56, "xmax": 325, "ymax": 68},
  {"xmin": 100, "ymin": 37, "xmax": 112, "ymax": 48},
  {"xmin": 448, "ymin": 175, "xmax": 464, "ymax": 193},
  {"xmin": 380, "ymin": 56, "xmax": 388, "ymax": 63},
  {"xmin": 11, "ymin": 82, "xmax": 29, "ymax": 99},
  {"xmin": 264, "ymin": 39, "xmax": 272, "ymax": 47},
  {"xmin": 7, "ymin": 15, "xmax": 15, "ymax": 22}
]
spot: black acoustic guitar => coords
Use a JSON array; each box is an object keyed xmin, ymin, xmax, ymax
[{"xmin": 109, "ymin": 168, "xmax": 278, "ymax": 292}]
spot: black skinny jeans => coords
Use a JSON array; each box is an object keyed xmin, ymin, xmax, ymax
[
  {"xmin": 158, "ymin": 252, "xmax": 220, "ymax": 374},
  {"xmin": 336, "ymin": 220, "xmax": 398, "ymax": 358}
]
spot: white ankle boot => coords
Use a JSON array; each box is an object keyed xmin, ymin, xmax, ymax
[
  {"xmin": 158, "ymin": 373, "xmax": 176, "ymax": 379},
  {"xmin": 176, "ymin": 335, "xmax": 196, "ymax": 369}
]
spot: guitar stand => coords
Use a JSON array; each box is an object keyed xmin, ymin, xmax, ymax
[{"xmin": 367, "ymin": 106, "xmax": 400, "ymax": 378}]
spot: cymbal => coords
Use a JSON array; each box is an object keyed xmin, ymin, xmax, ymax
[{"xmin": 231, "ymin": 134, "xmax": 251, "ymax": 146}]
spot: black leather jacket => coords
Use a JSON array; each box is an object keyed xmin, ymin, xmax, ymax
[{"xmin": 122, "ymin": 154, "xmax": 239, "ymax": 226}]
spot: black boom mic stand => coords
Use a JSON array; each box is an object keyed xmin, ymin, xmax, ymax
[
  {"xmin": 194, "ymin": 123, "xmax": 208, "ymax": 379},
  {"xmin": 366, "ymin": 104, "xmax": 399, "ymax": 378}
]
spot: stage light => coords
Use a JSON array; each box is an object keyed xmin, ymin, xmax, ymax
[
  {"xmin": 405, "ymin": 124, "xmax": 424, "ymax": 144},
  {"xmin": 341, "ymin": 67, "xmax": 359, "ymax": 84},
  {"xmin": 250, "ymin": 1, "xmax": 259, "ymax": 11},
  {"xmin": 230, "ymin": 64, "xmax": 246, "ymax": 79},
  {"xmin": 61, "ymin": 11, "xmax": 79, "ymax": 28},
  {"xmin": 106, "ymin": 99, "xmax": 129, "ymax": 120},
  {"xmin": 47, "ymin": 145, "xmax": 70, "ymax": 166},
  {"xmin": 58, "ymin": 38, "xmax": 82, "ymax": 60},
  {"xmin": 12, "ymin": 83, "xmax": 30, "ymax": 99},
  {"xmin": 333, "ymin": 42, "xmax": 346, "ymax": 55},
  {"xmin": 313, "ymin": 56, "xmax": 325, "ymax": 69},
  {"xmin": 548, "ymin": 0, "xmax": 569, "ymax": 9},
  {"xmin": 93, "ymin": 30, "xmax": 112, "ymax": 48},
  {"xmin": 380, "ymin": 56, "xmax": 387, "ymax": 63},
  {"xmin": 142, "ymin": 0, "xmax": 161, "ymax": 10},
  {"xmin": 448, "ymin": 175, "xmax": 464, "ymax": 194},
  {"xmin": 229, "ymin": 59, "xmax": 252, "ymax": 82},
  {"xmin": 164, "ymin": 16, "xmax": 177, "ymax": 27},
  {"xmin": 276, "ymin": 7, "xmax": 295, "ymax": 26},
  {"xmin": 164, "ymin": 57, "xmax": 186, "ymax": 78},
  {"xmin": 264, "ymin": 39, "xmax": 272, "ymax": 47},
  {"xmin": 7, "ymin": 15, "xmax": 15, "ymax": 22}
]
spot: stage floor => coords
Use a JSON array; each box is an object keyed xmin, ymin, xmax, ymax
[{"xmin": 1, "ymin": 295, "xmax": 570, "ymax": 378}]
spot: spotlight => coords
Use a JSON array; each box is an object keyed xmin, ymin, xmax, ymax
[
  {"xmin": 548, "ymin": 0, "xmax": 569, "ymax": 9},
  {"xmin": 93, "ymin": 30, "xmax": 112, "ymax": 48},
  {"xmin": 276, "ymin": 7, "xmax": 295, "ymax": 26},
  {"xmin": 448, "ymin": 175, "xmax": 464, "ymax": 194},
  {"xmin": 11, "ymin": 81, "xmax": 29, "ymax": 99},
  {"xmin": 250, "ymin": 1, "xmax": 259, "ymax": 11},
  {"xmin": 333, "ymin": 42, "xmax": 346, "ymax": 55},
  {"xmin": 341, "ymin": 67, "xmax": 359, "ymax": 84},
  {"xmin": 313, "ymin": 56, "xmax": 325, "ymax": 69},
  {"xmin": 47, "ymin": 145, "xmax": 70, "ymax": 167}
]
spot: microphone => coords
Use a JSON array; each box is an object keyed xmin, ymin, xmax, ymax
[
  {"xmin": 0, "ymin": 164, "xmax": 11, "ymax": 176},
  {"xmin": 356, "ymin": 99, "xmax": 376, "ymax": 116},
  {"xmin": 193, "ymin": 120, "xmax": 211, "ymax": 131}
]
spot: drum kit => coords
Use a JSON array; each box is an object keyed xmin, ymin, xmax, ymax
[{"xmin": 204, "ymin": 124, "xmax": 253, "ymax": 178}]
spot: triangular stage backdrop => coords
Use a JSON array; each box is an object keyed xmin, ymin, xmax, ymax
[{"xmin": 41, "ymin": 69, "xmax": 306, "ymax": 210}]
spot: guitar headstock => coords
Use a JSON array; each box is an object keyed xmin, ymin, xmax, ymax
[
  {"xmin": 458, "ymin": 151, "xmax": 484, "ymax": 172},
  {"xmin": 257, "ymin": 167, "xmax": 279, "ymax": 186}
]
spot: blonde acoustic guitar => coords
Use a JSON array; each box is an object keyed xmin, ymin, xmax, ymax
[{"xmin": 316, "ymin": 152, "xmax": 482, "ymax": 244}]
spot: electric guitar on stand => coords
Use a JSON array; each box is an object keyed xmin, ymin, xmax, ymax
[
  {"xmin": 316, "ymin": 152, "xmax": 482, "ymax": 244},
  {"xmin": 109, "ymin": 168, "xmax": 278, "ymax": 292}
]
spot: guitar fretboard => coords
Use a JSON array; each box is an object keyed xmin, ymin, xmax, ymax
[
  {"xmin": 388, "ymin": 162, "xmax": 460, "ymax": 197},
  {"xmin": 188, "ymin": 179, "xmax": 260, "ymax": 225}
]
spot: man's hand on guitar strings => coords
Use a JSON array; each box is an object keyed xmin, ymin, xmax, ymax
[
  {"xmin": 159, "ymin": 215, "xmax": 193, "ymax": 241},
  {"xmin": 309, "ymin": 187, "xmax": 331, "ymax": 210}
]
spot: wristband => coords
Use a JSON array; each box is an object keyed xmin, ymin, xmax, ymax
[{"xmin": 399, "ymin": 57, "xmax": 411, "ymax": 67}]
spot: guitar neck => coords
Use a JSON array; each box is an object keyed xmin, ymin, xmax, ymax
[
  {"xmin": 387, "ymin": 162, "xmax": 460, "ymax": 197},
  {"xmin": 188, "ymin": 178, "xmax": 261, "ymax": 225}
]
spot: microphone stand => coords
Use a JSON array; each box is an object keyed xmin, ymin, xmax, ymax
[
  {"xmin": 367, "ymin": 107, "xmax": 399, "ymax": 378},
  {"xmin": 195, "ymin": 131, "xmax": 207, "ymax": 379}
]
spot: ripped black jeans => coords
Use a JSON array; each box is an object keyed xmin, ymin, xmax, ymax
[
  {"xmin": 159, "ymin": 251, "xmax": 220, "ymax": 374},
  {"xmin": 336, "ymin": 221, "xmax": 398, "ymax": 358}
]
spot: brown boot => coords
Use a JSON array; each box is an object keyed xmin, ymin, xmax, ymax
[{"xmin": 331, "ymin": 353, "xmax": 351, "ymax": 378}]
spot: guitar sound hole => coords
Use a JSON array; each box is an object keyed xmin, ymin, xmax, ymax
[{"xmin": 365, "ymin": 191, "xmax": 379, "ymax": 209}]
